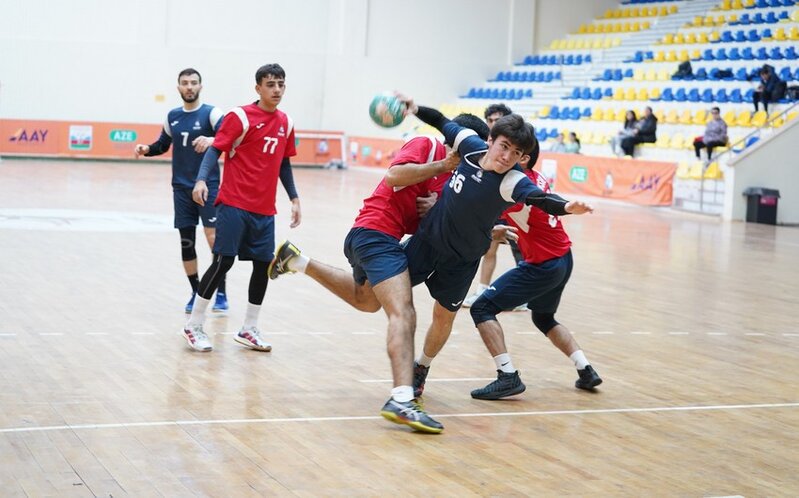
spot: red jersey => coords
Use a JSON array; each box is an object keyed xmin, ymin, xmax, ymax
[
  {"xmin": 213, "ymin": 103, "xmax": 296, "ymax": 216},
  {"xmin": 501, "ymin": 169, "xmax": 571, "ymax": 264},
  {"xmin": 353, "ymin": 136, "xmax": 450, "ymax": 240}
]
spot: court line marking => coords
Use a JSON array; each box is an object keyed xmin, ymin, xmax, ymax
[
  {"xmin": 132, "ymin": 332, "xmax": 155, "ymax": 336},
  {"xmin": 669, "ymin": 332, "xmax": 690, "ymax": 335},
  {"xmin": 707, "ymin": 332, "xmax": 728, "ymax": 336},
  {"xmin": 351, "ymin": 332, "xmax": 375, "ymax": 335},
  {"xmin": 0, "ymin": 333, "xmax": 17, "ymax": 337},
  {"xmin": 1, "ymin": 402, "xmax": 796, "ymax": 434},
  {"xmin": 359, "ymin": 378, "xmax": 495, "ymax": 383},
  {"xmin": 630, "ymin": 331, "xmax": 651, "ymax": 335},
  {"xmin": 39, "ymin": 333, "xmax": 63, "ymax": 336},
  {"xmin": 784, "ymin": 333, "xmax": 799, "ymax": 337},
  {"xmin": 745, "ymin": 333, "xmax": 766, "ymax": 336},
  {"xmin": 85, "ymin": 332, "xmax": 108, "ymax": 336},
  {"xmin": 308, "ymin": 332, "xmax": 333, "ymax": 336},
  {"xmin": 592, "ymin": 331, "xmax": 614, "ymax": 335}
]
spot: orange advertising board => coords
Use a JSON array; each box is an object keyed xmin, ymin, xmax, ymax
[
  {"xmin": 0, "ymin": 119, "xmax": 344, "ymax": 166},
  {"xmin": 347, "ymin": 136, "xmax": 405, "ymax": 168},
  {"xmin": 537, "ymin": 152, "xmax": 677, "ymax": 206}
]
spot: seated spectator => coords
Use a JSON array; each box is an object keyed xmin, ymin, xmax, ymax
[
  {"xmin": 564, "ymin": 132, "xmax": 581, "ymax": 154},
  {"xmin": 753, "ymin": 67, "xmax": 783, "ymax": 114},
  {"xmin": 620, "ymin": 106, "xmax": 657, "ymax": 157},
  {"xmin": 550, "ymin": 133, "xmax": 567, "ymax": 152},
  {"xmin": 693, "ymin": 107, "xmax": 728, "ymax": 161},
  {"xmin": 610, "ymin": 110, "xmax": 637, "ymax": 156}
]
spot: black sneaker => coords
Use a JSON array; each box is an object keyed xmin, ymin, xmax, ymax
[
  {"xmin": 380, "ymin": 398, "xmax": 443, "ymax": 434},
  {"xmin": 470, "ymin": 370, "xmax": 526, "ymax": 400},
  {"xmin": 268, "ymin": 240, "xmax": 301, "ymax": 280},
  {"xmin": 575, "ymin": 365, "xmax": 602, "ymax": 390},
  {"xmin": 413, "ymin": 362, "xmax": 430, "ymax": 398}
]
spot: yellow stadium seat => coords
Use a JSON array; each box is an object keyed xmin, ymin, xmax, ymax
[
  {"xmin": 678, "ymin": 50, "xmax": 690, "ymax": 62},
  {"xmin": 692, "ymin": 16, "xmax": 703, "ymax": 27},
  {"xmin": 653, "ymin": 50, "xmax": 665, "ymax": 62},
  {"xmin": 692, "ymin": 110, "xmax": 708, "ymax": 125},
  {"xmin": 662, "ymin": 33, "xmax": 674, "ymax": 44},
  {"xmin": 745, "ymin": 0, "xmax": 754, "ymax": 7},
  {"xmin": 631, "ymin": 8, "xmax": 640, "ymax": 17},
  {"xmin": 774, "ymin": 28, "xmax": 786, "ymax": 41},
  {"xmin": 578, "ymin": 24, "xmax": 586, "ymax": 34},
  {"xmin": 674, "ymin": 33, "xmax": 685, "ymax": 44},
  {"xmin": 703, "ymin": 16, "xmax": 715, "ymax": 27},
  {"xmin": 649, "ymin": 87, "xmax": 661, "ymax": 100},
  {"xmin": 716, "ymin": 15, "xmax": 726, "ymax": 24},
  {"xmin": 613, "ymin": 109, "xmax": 627, "ymax": 121},
  {"xmin": 648, "ymin": 7, "xmax": 658, "ymax": 17},
  {"xmin": 591, "ymin": 108, "xmax": 604, "ymax": 121},
  {"xmin": 720, "ymin": 0, "xmax": 732, "ymax": 10},
  {"xmin": 549, "ymin": 39, "xmax": 560, "ymax": 49},
  {"xmin": 670, "ymin": 5, "xmax": 678, "ymax": 13},
  {"xmin": 660, "ymin": 6, "xmax": 669, "ymax": 16},
  {"xmin": 644, "ymin": 69, "xmax": 656, "ymax": 81},
  {"xmin": 603, "ymin": 9, "xmax": 613, "ymax": 19},
  {"xmin": 657, "ymin": 69, "xmax": 670, "ymax": 81},
  {"xmin": 633, "ymin": 69, "xmax": 644, "ymax": 81},
  {"xmin": 697, "ymin": 32, "xmax": 709, "ymax": 44},
  {"xmin": 590, "ymin": 38, "xmax": 601, "ymax": 49},
  {"xmin": 791, "ymin": 9, "xmax": 799, "ymax": 22},
  {"xmin": 704, "ymin": 162, "xmax": 723, "ymax": 180},
  {"xmin": 751, "ymin": 110, "xmax": 768, "ymax": 127},
  {"xmin": 786, "ymin": 111, "xmax": 799, "ymax": 123},
  {"xmin": 678, "ymin": 110, "xmax": 693, "ymax": 125},
  {"xmin": 574, "ymin": 39, "xmax": 585, "ymax": 50},
  {"xmin": 722, "ymin": 110, "xmax": 736, "ymax": 124},
  {"xmin": 539, "ymin": 106, "xmax": 551, "ymax": 119},
  {"xmin": 665, "ymin": 50, "xmax": 677, "ymax": 62},
  {"xmin": 789, "ymin": 27, "xmax": 799, "ymax": 41},
  {"xmin": 690, "ymin": 49, "xmax": 702, "ymax": 60},
  {"xmin": 566, "ymin": 39, "xmax": 576, "ymax": 50},
  {"xmin": 735, "ymin": 111, "xmax": 751, "ymax": 127},
  {"xmin": 590, "ymin": 133, "xmax": 606, "ymax": 145},
  {"xmin": 727, "ymin": 14, "xmax": 738, "ymax": 23},
  {"xmin": 613, "ymin": 37, "xmax": 621, "ymax": 47},
  {"xmin": 732, "ymin": 0, "xmax": 743, "ymax": 8},
  {"xmin": 613, "ymin": 88, "xmax": 625, "ymax": 101},
  {"xmin": 654, "ymin": 109, "xmax": 665, "ymax": 122},
  {"xmin": 624, "ymin": 88, "xmax": 636, "ymax": 100},
  {"xmin": 581, "ymin": 131, "xmax": 593, "ymax": 143},
  {"xmin": 631, "ymin": 22, "xmax": 640, "ymax": 32},
  {"xmin": 687, "ymin": 162, "xmax": 703, "ymax": 180},
  {"xmin": 685, "ymin": 33, "xmax": 697, "ymax": 44},
  {"xmin": 670, "ymin": 133, "xmax": 686, "ymax": 149},
  {"xmin": 636, "ymin": 88, "xmax": 649, "ymax": 101},
  {"xmin": 587, "ymin": 24, "xmax": 596, "ymax": 34},
  {"xmin": 676, "ymin": 161, "xmax": 692, "ymax": 179},
  {"xmin": 655, "ymin": 133, "xmax": 671, "ymax": 148},
  {"xmin": 665, "ymin": 109, "xmax": 679, "ymax": 124},
  {"xmin": 622, "ymin": 23, "xmax": 631, "ymax": 33},
  {"xmin": 642, "ymin": 21, "xmax": 651, "ymax": 29}
]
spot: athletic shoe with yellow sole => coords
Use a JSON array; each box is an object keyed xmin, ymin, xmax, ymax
[
  {"xmin": 268, "ymin": 240, "xmax": 301, "ymax": 279},
  {"xmin": 380, "ymin": 398, "xmax": 443, "ymax": 434}
]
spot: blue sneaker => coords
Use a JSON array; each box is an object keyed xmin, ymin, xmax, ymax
[
  {"xmin": 185, "ymin": 292, "xmax": 197, "ymax": 314},
  {"xmin": 212, "ymin": 292, "xmax": 229, "ymax": 313}
]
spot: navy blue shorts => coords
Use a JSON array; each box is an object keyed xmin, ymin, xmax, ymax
[
  {"xmin": 343, "ymin": 227, "xmax": 407, "ymax": 286},
  {"xmin": 173, "ymin": 187, "xmax": 219, "ymax": 229},
  {"xmin": 403, "ymin": 234, "xmax": 480, "ymax": 312},
  {"xmin": 481, "ymin": 250, "xmax": 573, "ymax": 314},
  {"xmin": 212, "ymin": 204, "xmax": 275, "ymax": 262}
]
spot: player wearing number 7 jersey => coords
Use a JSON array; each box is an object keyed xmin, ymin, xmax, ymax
[{"xmin": 182, "ymin": 63, "xmax": 301, "ymax": 353}]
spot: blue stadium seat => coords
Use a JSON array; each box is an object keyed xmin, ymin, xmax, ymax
[
  {"xmin": 490, "ymin": 88, "xmax": 499, "ymax": 99},
  {"xmin": 730, "ymin": 88, "xmax": 743, "ymax": 103},
  {"xmin": 779, "ymin": 67, "xmax": 792, "ymax": 81},
  {"xmin": 735, "ymin": 31, "xmax": 747, "ymax": 42},
  {"xmin": 779, "ymin": 10, "xmax": 789, "ymax": 20},
  {"xmin": 675, "ymin": 88, "xmax": 688, "ymax": 102},
  {"xmin": 737, "ymin": 14, "xmax": 750, "ymax": 25},
  {"xmin": 753, "ymin": 13, "xmax": 765, "ymax": 24},
  {"xmin": 728, "ymin": 47, "xmax": 741, "ymax": 60},
  {"xmin": 716, "ymin": 89, "xmax": 729, "ymax": 103},
  {"xmin": 756, "ymin": 47, "xmax": 768, "ymax": 60},
  {"xmin": 747, "ymin": 29, "xmax": 761, "ymax": 42},
  {"xmin": 761, "ymin": 28, "xmax": 772, "ymax": 39},
  {"xmin": 536, "ymin": 127, "xmax": 548, "ymax": 141},
  {"xmin": 575, "ymin": 55, "xmax": 584, "ymax": 65},
  {"xmin": 626, "ymin": 51, "xmax": 644, "ymax": 63},
  {"xmin": 525, "ymin": 89, "xmax": 533, "ymax": 98},
  {"xmin": 795, "ymin": 68, "xmax": 799, "ymax": 82},
  {"xmin": 766, "ymin": 11, "xmax": 779, "ymax": 23},
  {"xmin": 581, "ymin": 87, "xmax": 592, "ymax": 99},
  {"xmin": 565, "ymin": 87, "xmax": 579, "ymax": 100},
  {"xmin": 623, "ymin": 68, "xmax": 633, "ymax": 79},
  {"xmin": 716, "ymin": 48, "xmax": 728, "ymax": 61},
  {"xmin": 603, "ymin": 87, "xmax": 613, "ymax": 98},
  {"xmin": 695, "ymin": 68, "xmax": 708, "ymax": 80},
  {"xmin": 591, "ymin": 87, "xmax": 603, "ymax": 100},
  {"xmin": 734, "ymin": 68, "xmax": 748, "ymax": 81},
  {"xmin": 549, "ymin": 106, "xmax": 560, "ymax": 119},
  {"xmin": 569, "ymin": 107, "xmax": 581, "ymax": 120},
  {"xmin": 688, "ymin": 89, "xmax": 700, "ymax": 102},
  {"xmin": 770, "ymin": 47, "xmax": 784, "ymax": 60},
  {"xmin": 785, "ymin": 47, "xmax": 798, "ymax": 60},
  {"xmin": 585, "ymin": 54, "xmax": 592, "ymax": 63},
  {"xmin": 701, "ymin": 88, "xmax": 714, "ymax": 103},
  {"xmin": 545, "ymin": 71, "xmax": 555, "ymax": 82},
  {"xmin": 704, "ymin": 49, "xmax": 716, "ymax": 60},
  {"xmin": 499, "ymin": 88, "xmax": 508, "ymax": 99},
  {"xmin": 742, "ymin": 47, "xmax": 754, "ymax": 60},
  {"xmin": 720, "ymin": 31, "xmax": 734, "ymax": 43},
  {"xmin": 661, "ymin": 87, "xmax": 675, "ymax": 101},
  {"xmin": 744, "ymin": 89, "xmax": 754, "ymax": 103},
  {"xmin": 581, "ymin": 107, "xmax": 591, "ymax": 119}
]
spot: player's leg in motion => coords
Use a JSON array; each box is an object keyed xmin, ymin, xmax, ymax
[
  {"xmin": 412, "ymin": 303, "xmax": 457, "ymax": 398},
  {"xmin": 463, "ymin": 241, "xmax": 500, "ymax": 307},
  {"xmin": 179, "ymin": 226, "xmax": 201, "ymax": 313},
  {"xmin": 232, "ymin": 260, "xmax": 273, "ymax": 352},
  {"xmin": 202, "ymin": 226, "xmax": 228, "ymax": 313},
  {"xmin": 183, "ymin": 253, "xmax": 235, "ymax": 352},
  {"xmin": 534, "ymin": 315, "xmax": 602, "ymax": 390},
  {"xmin": 269, "ymin": 240, "xmax": 381, "ymax": 312}
]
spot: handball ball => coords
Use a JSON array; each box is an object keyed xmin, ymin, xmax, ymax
[{"xmin": 369, "ymin": 93, "xmax": 406, "ymax": 128}]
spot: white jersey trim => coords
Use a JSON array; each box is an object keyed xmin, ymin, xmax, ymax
[
  {"xmin": 453, "ymin": 128, "xmax": 476, "ymax": 151},
  {"xmin": 500, "ymin": 169, "xmax": 527, "ymax": 203},
  {"xmin": 163, "ymin": 116, "xmax": 172, "ymax": 137},
  {"xmin": 228, "ymin": 107, "xmax": 250, "ymax": 158},
  {"xmin": 209, "ymin": 107, "xmax": 224, "ymax": 130}
]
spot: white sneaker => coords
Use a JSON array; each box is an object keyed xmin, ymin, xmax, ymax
[
  {"xmin": 462, "ymin": 289, "xmax": 485, "ymax": 308},
  {"xmin": 512, "ymin": 304, "xmax": 529, "ymax": 312},
  {"xmin": 235, "ymin": 326, "xmax": 272, "ymax": 352},
  {"xmin": 182, "ymin": 324, "xmax": 213, "ymax": 352}
]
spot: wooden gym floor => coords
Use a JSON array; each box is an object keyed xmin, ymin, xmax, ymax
[{"xmin": 0, "ymin": 158, "xmax": 797, "ymax": 497}]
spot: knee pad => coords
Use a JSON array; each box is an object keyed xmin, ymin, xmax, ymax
[
  {"xmin": 179, "ymin": 227, "xmax": 197, "ymax": 262},
  {"xmin": 470, "ymin": 297, "xmax": 502, "ymax": 326},
  {"xmin": 532, "ymin": 312, "xmax": 559, "ymax": 335}
]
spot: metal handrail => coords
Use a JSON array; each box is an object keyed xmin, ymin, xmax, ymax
[{"xmin": 698, "ymin": 99, "xmax": 799, "ymax": 213}]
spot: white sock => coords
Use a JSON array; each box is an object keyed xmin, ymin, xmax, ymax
[
  {"xmin": 243, "ymin": 303, "xmax": 261, "ymax": 329},
  {"xmin": 476, "ymin": 283, "xmax": 489, "ymax": 294},
  {"xmin": 391, "ymin": 385, "xmax": 414, "ymax": 403},
  {"xmin": 493, "ymin": 353, "xmax": 515, "ymax": 373},
  {"xmin": 187, "ymin": 296, "xmax": 211, "ymax": 326},
  {"xmin": 417, "ymin": 352, "xmax": 434, "ymax": 367},
  {"xmin": 570, "ymin": 350, "xmax": 589, "ymax": 370},
  {"xmin": 288, "ymin": 254, "xmax": 310, "ymax": 273}
]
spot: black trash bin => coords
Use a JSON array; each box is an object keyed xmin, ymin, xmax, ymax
[{"xmin": 743, "ymin": 187, "xmax": 780, "ymax": 225}]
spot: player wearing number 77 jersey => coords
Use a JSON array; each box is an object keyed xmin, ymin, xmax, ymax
[
  {"xmin": 469, "ymin": 155, "xmax": 603, "ymax": 400},
  {"xmin": 182, "ymin": 63, "xmax": 301, "ymax": 353}
]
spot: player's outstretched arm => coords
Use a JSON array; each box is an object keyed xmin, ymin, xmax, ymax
[
  {"xmin": 524, "ymin": 190, "xmax": 594, "ymax": 216},
  {"xmin": 134, "ymin": 130, "xmax": 171, "ymax": 158},
  {"xmin": 384, "ymin": 150, "xmax": 460, "ymax": 187}
]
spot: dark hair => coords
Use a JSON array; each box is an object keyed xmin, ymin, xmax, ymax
[
  {"xmin": 178, "ymin": 68, "xmax": 201, "ymax": 83},
  {"xmin": 569, "ymin": 132, "xmax": 581, "ymax": 146},
  {"xmin": 484, "ymin": 103, "xmax": 513, "ymax": 120},
  {"xmin": 255, "ymin": 63, "xmax": 286, "ymax": 84},
  {"xmin": 525, "ymin": 122, "xmax": 540, "ymax": 168},
  {"xmin": 452, "ymin": 113, "xmax": 490, "ymax": 142},
  {"xmin": 624, "ymin": 110, "xmax": 637, "ymax": 128},
  {"xmin": 711, "ymin": 106, "xmax": 720, "ymax": 113},
  {"xmin": 490, "ymin": 114, "xmax": 535, "ymax": 154}
]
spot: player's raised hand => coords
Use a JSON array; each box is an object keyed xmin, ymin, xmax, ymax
[
  {"xmin": 565, "ymin": 200, "xmax": 594, "ymax": 215},
  {"xmin": 192, "ymin": 180, "xmax": 208, "ymax": 206},
  {"xmin": 133, "ymin": 144, "xmax": 149, "ymax": 158},
  {"xmin": 394, "ymin": 92, "xmax": 418, "ymax": 115},
  {"xmin": 192, "ymin": 136, "xmax": 214, "ymax": 153},
  {"xmin": 289, "ymin": 198, "xmax": 302, "ymax": 228},
  {"xmin": 491, "ymin": 224, "xmax": 518, "ymax": 243}
]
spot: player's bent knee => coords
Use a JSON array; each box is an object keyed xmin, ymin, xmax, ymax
[
  {"xmin": 470, "ymin": 297, "xmax": 501, "ymax": 326},
  {"xmin": 532, "ymin": 312, "xmax": 559, "ymax": 335},
  {"xmin": 179, "ymin": 227, "xmax": 197, "ymax": 262}
]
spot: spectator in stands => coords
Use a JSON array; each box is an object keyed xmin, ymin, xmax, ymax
[
  {"xmin": 565, "ymin": 132, "xmax": 581, "ymax": 154},
  {"xmin": 610, "ymin": 110, "xmax": 637, "ymax": 156},
  {"xmin": 484, "ymin": 103, "xmax": 513, "ymax": 128},
  {"xmin": 550, "ymin": 133, "xmax": 567, "ymax": 152},
  {"xmin": 620, "ymin": 106, "xmax": 657, "ymax": 157},
  {"xmin": 693, "ymin": 107, "xmax": 728, "ymax": 162},
  {"xmin": 753, "ymin": 67, "xmax": 782, "ymax": 114}
]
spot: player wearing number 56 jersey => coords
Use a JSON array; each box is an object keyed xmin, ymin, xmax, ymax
[
  {"xmin": 134, "ymin": 68, "xmax": 228, "ymax": 314},
  {"xmin": 183, "ymin": 63, "xmax": 300, "ymax": 354},
  {"xmin": 469, "ymin": 163, "xmax": 603, "ymax": 400}
]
